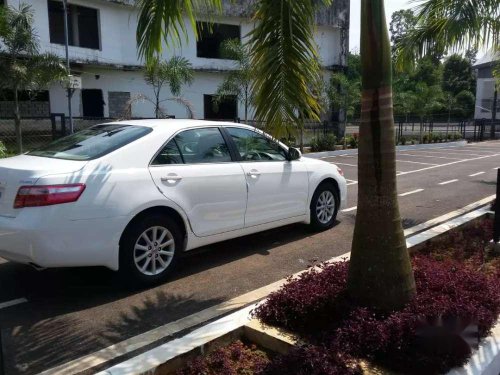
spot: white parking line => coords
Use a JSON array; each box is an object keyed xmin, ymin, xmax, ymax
[
  {"xmin": 438, "ymin": 179, "xmax": 459, "ymax": 185},
  {"xmin": 412, "ymin": 150, "xmax": 486, "ymax": 157},
  {"xmin": 396, "ymin": 153, "xmax": 500, "ymax": 176},
  {"xmin": 341, "ymin": 206, "xmax": 357, "ymax": 212},
  {"xmin": 398, "ymin": 153, "xmax": 463, "ymax": 160},
  {"xmin": 399, "ymin": 189, "xmax": 424, "ymax": 197},
  {"xmin": 395, "ymin": 159, "xmax": 439, "ymax": 166},
  {"xmin": 469, "ymin": 172, "xmax": 485, "ymax": 177},
  {"xmin": 0, "ymin": 298, "xmax": 28, "ymax": 310},
  {"xmin": 331, "ymin": 162, "xmax": 358, "ymax": 167}
]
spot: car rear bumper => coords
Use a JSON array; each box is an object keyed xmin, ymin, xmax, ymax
[{"xmin": 0, "ymin": 209, "xmax": 127, "ymax": 270}]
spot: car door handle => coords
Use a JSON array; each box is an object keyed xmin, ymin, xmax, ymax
[
  {"xmin": 161, "ymin": 175, "xmax": 183, "ymax": 182},
  {"xmin": 246, "ymin": 170, "xmax": 261, "ymax": 177}
]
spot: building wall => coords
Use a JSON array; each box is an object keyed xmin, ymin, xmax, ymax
[
  {"xmin": 5, "ymin": 0, "xmax": 347, "ymax": 120},
  {"xmin": 475, "ymin": 77, "xmax": 499, "ymax": 120}
]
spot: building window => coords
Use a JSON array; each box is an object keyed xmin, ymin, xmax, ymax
[
  {"xmin": 196, "ymin": 22, "xmax": 240, "ymax": 59},
  {"xmin": 48, "ymin": 0, "xmax": 100, "ymax": 50},
  {"xmin": 204, "ymin": 95, "xmax": 237, "ymax": 120}
]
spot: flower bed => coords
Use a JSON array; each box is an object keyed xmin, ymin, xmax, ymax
[
  {"xmin": 177, "ymin": 340, "xmax": 271, "ymax": 375},
  {"xmin": 253, "ymin": 217, "xmax": 499, "ymax": 374}
]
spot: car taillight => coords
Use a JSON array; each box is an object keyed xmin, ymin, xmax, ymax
[
  {"xmin": 337, "ymin": 167, "xmax": 344, "ymax": 176},
  {"xmin": 14, "ymin": 184, "xmax": 86, "ymax": 209}
]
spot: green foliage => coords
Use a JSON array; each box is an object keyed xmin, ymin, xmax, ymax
[
  {"xmin": 395, "ymin": 0, "xmax": 499, "ymax": 69},
  {"xmin": 310, "ymin": 134, "xmax": 337, "ymax": 152},
  {"xmin": 345, "ymin": 134, "xmax": 359, "ymax": 149},
  {"xmin": 0, "ymin": 3, "xmax": 67, "ymax": 153},
  {"xmin": 389, "ymin": 9, "xmax": 417, "ymax": 62},
  {"xmin": 0, "ymin": 141, "xmax": 6, "ymax": 158},
  {"xmin": 248, "ymin": 0, "xmax": 330, "ymax": 138},
  {"xmin": 213, "ymin": 39, "xmax": 253, "ymax": 122},
  {"xmin": 0, "ymin": 4, "xmax": 66, "ymax": 93},
  {"xmin": 144, "ymin": 56, "xmax": 194, "ymax": 118},
  {"xmin": 442, "ymin": 54, "xmax": 475, "ymax": 96},
  {"xmin": 326, "ymin": 72, "xmax": 360, "ymax": 120},
  {"xmin": 136, "ymin": 0, "xmax": 223, "ymax": 62},
  {"xmin": 453, "ymin": 90, "xmax": 475, "ymax": 118}
]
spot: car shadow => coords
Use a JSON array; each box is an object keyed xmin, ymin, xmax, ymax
[{"xmin": 0, "ymin": 221, "xmax": 340, "ymax": 321}]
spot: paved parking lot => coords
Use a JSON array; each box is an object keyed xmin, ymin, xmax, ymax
[{"xmin": 1, "ymin": 141, "xmax": 499, "ymax": 375}]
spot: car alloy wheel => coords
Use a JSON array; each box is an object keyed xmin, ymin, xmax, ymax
[
  {"xmin": 316, "ymin": 190, "xmax": 336, "ymax": 224},
  {"xmin": 133, "ymin": 226, "xmax": 175, "ymax": 276}
]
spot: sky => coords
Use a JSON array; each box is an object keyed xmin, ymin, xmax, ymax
[{"xmin": 349, "ymin": 0, "xmax": 413, "ymax": 52}]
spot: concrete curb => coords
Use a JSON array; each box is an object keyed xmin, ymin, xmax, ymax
[
  {"xmin": 305, "ymin": 140, "xmax": 468, "ymax": 159},
  {"xmin": 99, "ymin": 206, "xmax": 496, "ymax": 375}
]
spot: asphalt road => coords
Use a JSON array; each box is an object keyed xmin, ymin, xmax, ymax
[{"xmin": 1, "ymin": 141, "xmax": 500, "ymax": 375}]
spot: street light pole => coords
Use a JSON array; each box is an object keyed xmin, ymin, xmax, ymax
[{"xmin": 62, "ymin": 0, "xmax": 74, "ymax": 134}]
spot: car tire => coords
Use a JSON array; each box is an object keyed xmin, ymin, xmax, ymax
[
  {"xmin": 310, "ymin": 182, "xmax": 339, "ymax": 231},
  {"xmin": 119, "ymin": 214, "xmax": 182, "ymax": 285}
]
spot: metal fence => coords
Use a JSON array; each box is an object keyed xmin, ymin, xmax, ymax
[{"xmin": 1, "ymin": 115, "xmax": 499, "ymax": 154}]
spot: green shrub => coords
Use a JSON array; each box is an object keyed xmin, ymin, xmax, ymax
[
  {"xmin": 310, "ymin": 134, "xmax": 337, "ymax": 152},
  {"xmin": 345, "ymin": 134, "xmax": 359, "ymax": 148},
  {"xmin": 400, "ymin": 136, "xmax": 407, "ymax": 145},
  {"xmin": 0, "ymin": 141, "xmax": 6, "ymax": 158},
  {"xmin": 280, "ymin": 136, "xmax": 297, "ymax": 148},
  {"xmin": 422, "ymin": 134, "xmax": 429, "ymax": 144}
]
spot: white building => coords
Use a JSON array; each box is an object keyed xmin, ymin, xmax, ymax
[
  {"xmin": 474, "ymin": 51, "xmax": 499, "ymax": 120},
  {"xmin": 2, "ymin": 0, "xmax": 349, "ymax": 121}
]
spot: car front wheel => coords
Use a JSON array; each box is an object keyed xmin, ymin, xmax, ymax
[
  {"xmin": 310, "ymin": 182, "xmax": 339, "ymax": 231},
  {"xmin": 120, "ymin": 214, "xmax": 181, "ymax": 285}
]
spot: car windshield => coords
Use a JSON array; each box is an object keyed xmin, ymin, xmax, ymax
[{"xmin": 28, "ymin": 124, "xmax": 152, "ymax": 161}]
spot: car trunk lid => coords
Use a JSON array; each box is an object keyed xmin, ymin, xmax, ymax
[{"xmin": 0, "ymin": 155, "xmax": 87, "ymax": 217}]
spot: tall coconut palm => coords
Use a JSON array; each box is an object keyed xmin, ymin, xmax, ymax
[
  {"xmin": 347, "ymin": 0, "xmax": 416, "ymax": 311},
  {"xmin": 0, "ymin": 4, "xmax": 67, "ymax": 153}
]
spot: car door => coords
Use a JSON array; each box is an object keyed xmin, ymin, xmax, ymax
[
  {"xmin": 224, "ymin": 127, "xmax": 309, "ymax": 227},
  {"xmin": 149, "ymin": 127, "xmax": 247, "ymax": 237}
]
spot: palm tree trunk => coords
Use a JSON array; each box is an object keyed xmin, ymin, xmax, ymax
[
  {"xmin": 13, "ymin": 87, "xmax": 23, "ymax": 154},
  {"xmin": 347, "ymin": 0, "xmax": 415, "ymax": 311},
  {"xmin": 155, "ymin": 93, "xmax": 160, "ymax": 119}
]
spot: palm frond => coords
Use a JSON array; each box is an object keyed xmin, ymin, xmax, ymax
[
  {"xmin": 3, "ymin": 3, "xmax": 39, "ymax": 55},
  {"xmin": 165, "ymin": 56, "xmax": 194, "ymax": 96},
  {"xmin": 249, "ymin": 0, "xmax": 325, "ymax": 138},
  {"xmin": 396, "ymin": 0, "xmax": 500, "ymax": 69},
  {"xmin": 136, "ymin": 0, "xmax": 222, "ymax": 62}
]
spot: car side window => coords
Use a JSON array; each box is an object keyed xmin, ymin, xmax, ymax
[
  {"xmin": 226, "ymin": 127, "xmax": 287, "ymax": 162},
  {"xmin": 153, "ymin": 128, "xmax": 231, "ymax": 165},
  {"xmin": 151, "ymin": 139, "xmax": 184, "ymax": 165}
]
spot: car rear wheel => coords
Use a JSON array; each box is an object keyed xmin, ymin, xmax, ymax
[
  {"xmin": 120, "ymin": 214, "xmax": 182, "ymax": 285},
  {"xmin": 310, "ymin": 182, "xmax": 339, "ymax": 231}
]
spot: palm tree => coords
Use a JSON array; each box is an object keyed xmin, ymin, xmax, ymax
[
  {"xmin": 213, "ymin": 39, "xmax": 253, "ymax": 124},
  {"xmin": 137, "ymin": 0, "xmax": 326, "ymax": 138},
  {"xmin": 395, "ymin": 0, "xmax": 500, "ymax": 69},
  {"xmin": 143, "ymin": 56, "xmax": 194, "ymax": 118},
  {"xmin": 0, "ymin": 4, "xmax": 67, "ymax": 153},
  {"xmin": 346, "ymin": 0, "xmax": 416, "ymax": 311},
  {"xmin": 136, "ymin": 0, "xmax": 416, "ymax": 311}
]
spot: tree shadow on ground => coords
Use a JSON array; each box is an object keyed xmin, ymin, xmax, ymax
[{"xmin": 1, "ymin": 291, "xmax": 223, "ymax": 375}]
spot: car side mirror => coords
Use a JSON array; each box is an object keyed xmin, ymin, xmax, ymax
[{"xmin": 288, "ymin": 147, "xmax": 301, "ymax": 161}]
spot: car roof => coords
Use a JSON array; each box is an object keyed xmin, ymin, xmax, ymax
[{"xmin": 101, "ymin": 119, "xmax": 256, "ymax": 134}]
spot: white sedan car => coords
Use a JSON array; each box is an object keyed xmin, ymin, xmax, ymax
[{"xmin": 0, "ymin": 120, "xmax": 346, "ymax": 283}]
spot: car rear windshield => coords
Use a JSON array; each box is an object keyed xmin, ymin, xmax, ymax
[{"xmin": 28, "ymin": 124, "xmax": 152, "ymax": 161}]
